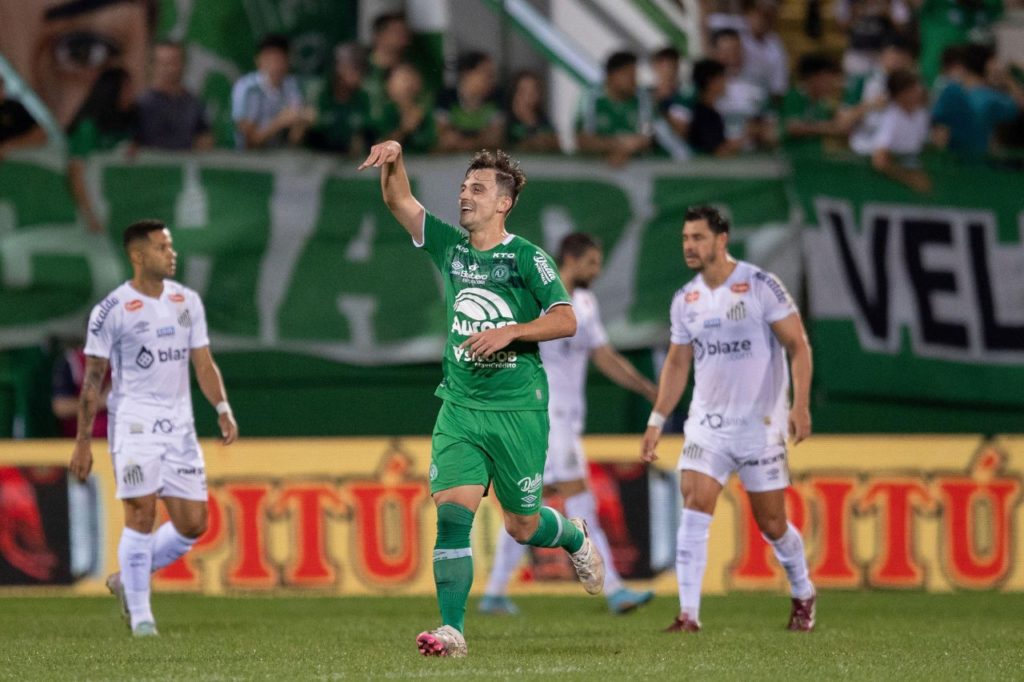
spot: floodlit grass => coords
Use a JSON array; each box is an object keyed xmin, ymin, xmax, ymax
[{"xmin": 1, "ymin": 592, "xmax": 1022, "ymax": 680}]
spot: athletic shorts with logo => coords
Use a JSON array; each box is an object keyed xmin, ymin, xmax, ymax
[
  {"xmin": 110, "ymin": 415, "xmax": 207, "ymax": 501},
  {"xmin": 677, "ymin": 428, "xmax": 790, "ymax": 493},
  {"xmin": 542, "ymin": 412, "xmax": 587, "ymax": 484},
  {"xmin": 430, "ymin": 401, "xmax": 548, "ymax": 515}
]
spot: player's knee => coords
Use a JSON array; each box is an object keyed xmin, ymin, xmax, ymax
[
  {"xmin": 180, "ymin": 516, "xmax": 207, "ymax": 539},
  {"xmin": 756, "ymin": 515, "xmax": 787, "ymax": 541},
  {"xmin": 504, "ymin": 517, "xmax": 538, "ymax": 543}
]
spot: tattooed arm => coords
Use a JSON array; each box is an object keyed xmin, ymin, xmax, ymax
[{"xmin": 69, "ymin": 355, "xmax": 109, "ymax": 482}]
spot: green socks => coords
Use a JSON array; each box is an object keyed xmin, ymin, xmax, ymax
[
  {"xmin": 433, "ymin": 503, "xmax": 475, "ymax": 633},
  {"xmin": 524, "ymin": 506, "xmax": 584, "ymax": 553}
]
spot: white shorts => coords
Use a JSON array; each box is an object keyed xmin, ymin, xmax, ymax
[
  {"xmin": 676, "ymin": 434, "xmax": 789, "ymax": 493},
  {"xmin": 110, "ymin": 417, "xmax": 207, "ymax": 501},
  {"xmin": 543, "ymin": 417, "xmax": 587, "ymax": 484}
]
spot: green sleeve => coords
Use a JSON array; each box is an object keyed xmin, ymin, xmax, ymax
[
  {"xmin": 420, "ymin": 212, "xmax": 465, "ymax": 271},
  {"xmin": 523, "ymin": 247, "xmax": 571, "ymax": 311}
]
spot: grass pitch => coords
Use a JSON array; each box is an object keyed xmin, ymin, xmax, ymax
[{"xmin": 1, "ymin": 592, "xmax": 1022, "ymax": 680}]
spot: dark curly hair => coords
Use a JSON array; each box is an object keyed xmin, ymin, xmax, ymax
[
  {"xmin": 466, "ymin": 149, "xmax": 527, "ymax": 208},
  {"xmin": 684, "ymin": 205, "xmax": 730, "ymax": 234}
]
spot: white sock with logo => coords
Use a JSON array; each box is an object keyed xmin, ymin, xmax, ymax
[
  {"xmin": 767, "ymin": 523, "xmax": 814, "ymax": 600},
  {"xmin": 150, "ymin": 521, "xmax": 197, "ymax": 572},
  {"xmin": 118, "ymin": 527, "xmax": 154, "ymax": 627},
  {"xmin": 676, "ymin": 508, "xmax": 712, "ymax": 621},
  {"xmin": 484, "ymin": 530, "xmax": 528, "ymax": 596},
  {"xmin": 564, "ymin": 491, "xmax": 623, "ymax": 594}
]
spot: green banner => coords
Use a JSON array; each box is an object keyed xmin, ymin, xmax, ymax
[
  {"xmin": 795, "ymin": 150, "xmax": 1024, "ymax": 412},
  {"xmin": 0, "ymin": 151, "xmax": 791, "ymax": 363}
]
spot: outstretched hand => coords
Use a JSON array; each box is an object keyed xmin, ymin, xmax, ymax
[{"xmin": 358, "ymin": 140, "xmax": 403, "ymax": 171}]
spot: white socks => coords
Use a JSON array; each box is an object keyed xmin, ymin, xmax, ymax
[
  {"xmin": 151, "ymin": 521, "xmax": 197, "ymax": 572},
  {"xmin": 564, "ymin": 491, "xmax": 623, "ymax": 594},
  {"xmin": 485, "ymin": 529, "xmax": 528, "ymax": 596},
  {"xmin": 118, "ymin": 527, "xmax": 154, "ymax": 627},
  {"xmin": 767, "ymin": 522, "xmax": 815, "ymax": 600},
  {"xmin": 676, "ymin": 509, "xmax": 712, "ymax": 620}
]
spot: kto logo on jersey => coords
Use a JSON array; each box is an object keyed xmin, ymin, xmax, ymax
[
  {"xmin": 169, "ymin": 293, "xmax": 185, "ymax": 303},
  {"xmin": 451, "ymin": 288, "xmax": 516, "ymax": 336},
  {"xmin": 125, "ymin": 300, "xmax": 143, "ymax": 312},
  {"xmin": 730, "ymin": 282, "xmax": 750, "ymax": 294},
  {"xmin": 685, "ymin": 291, "xmax": 700, "ymax": 303}
]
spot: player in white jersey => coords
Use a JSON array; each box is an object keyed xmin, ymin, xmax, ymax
[
  {"xmin": 480, "ymin": 233, "xmax": 659, "ymax": 615},
  {"xmin": 69, "ymin": 219, "xmax": 237, "ymax": 637},
  {"xmin": 640, "ymin": 206, "xmax": 816, "ymax": 633}
]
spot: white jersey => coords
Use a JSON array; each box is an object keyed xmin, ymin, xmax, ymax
[
  {"xmin": 670, "ymin": 261, "xmax": 796, "ymax": 447},
  {"xmin": 84, "ymin": 280, "xmax": 210, "ymax": 431},
  {"xmin": 540, "ymin": 288, "xmax": 608, "ymax": 433}
]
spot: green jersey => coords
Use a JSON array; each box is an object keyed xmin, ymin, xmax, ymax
[
  {"xmin": 420, "ymin": 212, "xmax": 571, "ymax": 411},
  {"xmin": 575, "ymin": 88, "xmax": 653, "ymax": 137}
]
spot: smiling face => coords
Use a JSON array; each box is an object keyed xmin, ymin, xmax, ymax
[
  {"xmin": 458, "ymin": 169, "xmax": 512, "ymax": 232},
  {"xmin": 682, "ymin": 219, "xmax": 727, "ymax": 272},
  {"xmin": 0, "ymin": 0, "xmax": 149, "ymax": 128}
]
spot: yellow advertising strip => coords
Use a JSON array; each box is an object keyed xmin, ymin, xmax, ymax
[{"xmin": 1, "ymin": 435, "xmax": 1021, "ymax": 595}]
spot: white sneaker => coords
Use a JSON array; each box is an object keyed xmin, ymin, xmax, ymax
[
  {"xmin": 568, "ymin": 517, "xmax": 605, "ymax": 595},
  {"xmin": 105, "ymin": 572, "xmax": 130, "ymax": 628},
  {"xmin": 416, "ymin": 624, "xmax": 467, "ymax": 657}
]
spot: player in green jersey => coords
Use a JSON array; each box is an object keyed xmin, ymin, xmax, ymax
[{"xmin": 359, "ymin": 140, "xmax": 605, "ymax": 658}]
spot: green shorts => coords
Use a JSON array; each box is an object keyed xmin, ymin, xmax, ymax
[{"xmin": 429, "ymin": 401, "xmax": 548, "ymax": 515}]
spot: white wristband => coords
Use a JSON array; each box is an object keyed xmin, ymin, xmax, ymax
[
  {"xmin": 215, "ymin": 401, "xmax": 232, "ymax": 416},
  {"xmin": 647, "ymin": 411, "xmax": 666, "ymax": 430}
]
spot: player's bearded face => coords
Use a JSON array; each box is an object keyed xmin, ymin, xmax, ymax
[
  {"xmin": 142, "ymin": 229, "xmax": 176, "ymax": 278},
  {"xmin": 572, "ymin": 248, "xmax": 603, "ymax": 288},
  {"xmin": 682, "ymin": 221, "xmax": 722, "ymax": 271}
]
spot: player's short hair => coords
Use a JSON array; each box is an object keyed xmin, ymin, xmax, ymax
[
  {"xmin": 960, "ymin": 43, "xmax": 994, "ymax": 78},
  {"xmin": 685, "ymin": 206, "xmax": 730, "ymax": 234},
  {"xmin": 652, "ymin": 46, "xmax": 681, "ymax": 64},
  {"xmin": 886, "ymin": 68, "xmax": 919, "ymax": 98},
  {"xmin": 557, "ymin": 233, "xmax": 602, "ymax": 266},
  {"xmin": 466, "ymin": 150, "xmax": 526, "ymax": 208},
  {"xmin": 692, "ymin": 59, "xmax": 726, "ymax": 93},
  {"xmin": 257, "ymin": 33, "xmax": 290, "ymax": 56},
  {"xmin": 123, "ymin": 219, "xmax": 167, "ymax": 252},
  {"xmin": 372, "ymin": 11, "xmax": 406, "ymax": 35},
  {"xmin": 605, "ymin": 51, "xmax": 638, "ymax": 76}
]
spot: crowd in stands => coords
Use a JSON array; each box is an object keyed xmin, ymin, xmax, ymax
[{"xmin": 2, "ymin": 3, "xmax": 1022, "ymax": 195}]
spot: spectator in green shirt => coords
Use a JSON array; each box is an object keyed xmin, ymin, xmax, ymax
[
  {"xmin": 576, "ymin": 51, "xmax": 653, "ymax": 166},
  {"xmin": 307, "ymin": 43, "xmax": 371, "ymax": 155},
  {"xmin": 781, "ymin": 53, "xmax": 848, "ymax": 147},
  {"xmin": 435, "ymin": 51, "xmax": 505, "ymax": 153},
  {"xmin": 66, "ymin": 67, "xmax": 135, "ymax": 233},
  {"xmin": 364, "ymin": 12, "xmax": 412, "ymax": 124},
  {"xmin": 506, "ymin": 70, "xmax": 560, "ymax": 153},
  {"xmin": 371, "ymin": 62, "xmax": 437, "ymax": 154}
]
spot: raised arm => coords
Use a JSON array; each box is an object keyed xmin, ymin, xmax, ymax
[
  {"xmin": 640, "ymin": 342, "xmax": 693, "ymax": 462},
  {"xmin": 591, "ymin": 345, "xmax": 658, "ymax": 403},
  {"xmin": 358, "ymin": 140, "xmax": 426, "ymax": 242},
  {"xmin": 771, "ymin": 313, "xmax": 813, "ymax": 445},
  {"xmin": 191, "ymin": 346, "xmax": 238, "ymax": 444},
  {"xmin": 68, "ymin": 355, "xmax": 109, "ymax": 481}
]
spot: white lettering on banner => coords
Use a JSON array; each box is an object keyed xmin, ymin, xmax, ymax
[{"xmin": 809, "ymin": 199, "xmax": 1024, "ymax": 364}]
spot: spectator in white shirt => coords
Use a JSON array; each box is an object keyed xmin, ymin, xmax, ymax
[
  {"xmin": 868, "ymin": 69, "xmax": 931, "ymax": 192},
  {"xmin": 710, "ymin": 28, "xmax": 776, "ymax": 150},
  {"xmin": 707, "ymin": 0, "xmax": 789, "ymax": 101}
]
